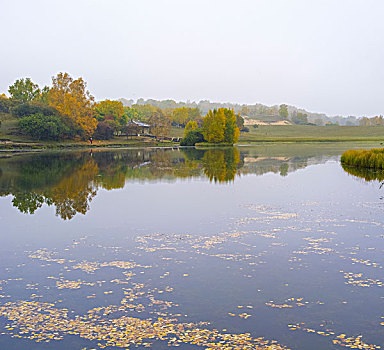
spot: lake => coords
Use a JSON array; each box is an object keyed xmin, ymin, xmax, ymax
[{"xmin": 0, "ymin": 143, "xmax": 383, "ymax": 350}]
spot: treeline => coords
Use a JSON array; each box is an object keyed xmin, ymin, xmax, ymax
[
  {"xmin": 359, "ymin": 115, "xmax": 384, "ymax": 126},
  {"xmin": 0, "ymin": 74, "xmax": 205, "ymax": 141},
  {"xmin": 119, "ymin": 98, "xmax": 362, "ymax": 126}
]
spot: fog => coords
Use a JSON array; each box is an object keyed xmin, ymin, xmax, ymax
[{"xmin": 1, "ymin": 0, "xmax": 384, "ymax": 116}]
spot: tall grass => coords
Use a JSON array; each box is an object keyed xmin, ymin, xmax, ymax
[{"xmin": 341, "ymin": 148, "xmax": 384, "ymax": 170}]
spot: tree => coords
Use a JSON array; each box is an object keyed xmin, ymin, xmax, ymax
[
  {"xmin": 292, "ymin": 112, "xmax": 308, "ymax": 125},
  {"xmin": 0, "ymin": 94, "xmax": 11, "ymax": 114},
  {"xmin": 236, "ymin": 114, "xmax": 244, "ymax": 129},
  {"xmin": 93, "ymin": 121, "xmax": 115, "ymax": 140},
  {"xmin": 95, "ymin": 100, "xmax": 127, "ymax": 134},
  {"xmin": 148, "ymin": 110, "xmax": 171, "ymax": 138},
  {"xmin": 95, "ymin": 100, "xmax": 125, "ymax": 121},
  {"xmin": 48, "ymin": 72, "xmax": 97, "ymax": 138},
  {"xmin": 11, "ymin": 102, "xmax": 58, "ymax": 118},
  {"xmin": 184, "ymin": 120, "xmax": 198, "ymax": 137},
  {"xmin": 180, "ymin": 130, "xmax": 204, "ymax": 146},
  {"xmin": 279, "ymin": 104, "xmax": 288, "ymax": 120},
  {"xmin": 172, "ymin": 107, "xmax": 189, "ymax": 126},
  {"xmin": 8, "ymin": 78, "xmax": 41, "ymax": 103},
  {"xmin": 18, "ymin": 113, "xmax": 75, "ymax": 140},
  {"xmin": 359, "ymin": 117, "xmax": 370, "ymax": 126},
  {"xmin": 202, "ymin": 108, "xmax": 239, "ymax": 144},
  {"xmin": 202, "ymin": 109, "xmax": 225, "ymax": 143},
  {"xmin": 124, "ymin": 106, "xmax": 142, "ymax": 121},
  {"xmin": 223, "ymin": 109, "xmax": 240, "ymax": 144},
  {"xmin": 132, "ymin": 104, "xmax": 161, "ymax": 121}
]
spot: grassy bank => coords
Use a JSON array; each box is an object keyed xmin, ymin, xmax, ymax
[
  {"xmin": 238, "ymin": 125, "xmax": 384, "ymax": 143},
  {"xmin": 0, "ymin": 117, "xmax": 182, "ymax": 150},
  {"xmin": 2, "ymin": 116, "xmax": 384, "ymax": 150},
  {"xmin": 341, "ymin": 148, "xmax": 384, "ymax": 170}
]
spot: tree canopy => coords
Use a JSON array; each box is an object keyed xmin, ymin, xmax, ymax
[
  {"xmin": 48, "ymin": 72, "xmax": 97, "ymax": 137},
  {"xmin": 8, "ymin": 78, "xmax": 41, "ymax": 103},
  {"xmin": 202, "ymin": 108, "xmax": 239, "ymax": 144}
]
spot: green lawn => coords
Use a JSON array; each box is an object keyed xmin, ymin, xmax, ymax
[{"xmin": 239, "ymin": 125, "xmax": 384, "ymax": 143}]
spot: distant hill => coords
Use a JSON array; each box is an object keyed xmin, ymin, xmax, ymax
[{"xmin": 118, "ymin": 98, "xmax": 360, "ymax": 126}]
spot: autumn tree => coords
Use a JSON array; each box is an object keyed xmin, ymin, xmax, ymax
[
  {"xmin": 95, "ymin": 100, "xmax": 125, "ymax": 121},
  {"xmin": 171, "ymin": 107, "xmax": 201, "ymax": 126},
  {"xmin": 148, "ymin": 110, "xmax": 171, "ymax": 138},
  {"xmin": 48, "ymin": 72, "xmax": 97, "ymax": 137},
  {"xmin": 202, "ymin": 109, "xmax": 225, "ymax": 143},
  {"xmin": 132, "ymin": 104, "xmax": 161, "ymax": 121},
  {"xmin": 202, "ymin": 108, "xmax": 239, "ymax": 144},
  {"xmin": 184, "ymin": 120, "xmax": 198, "ymax": 137},
  {"xmin": 8, "ymin": 78, "xmax": 41, "ymax": 103}
]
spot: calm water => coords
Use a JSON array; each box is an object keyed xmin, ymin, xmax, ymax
[{"xmin": 0, "ymin": 144, "xmax": 383, "ymax": 350}]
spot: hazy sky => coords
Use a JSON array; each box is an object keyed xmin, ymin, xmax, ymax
[{"xmin": 1, "ymin": 0, "xmax": 384, "ymax": 116}]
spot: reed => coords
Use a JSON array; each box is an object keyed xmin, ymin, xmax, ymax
[{"xmin": 341, "ymin": 148, "xmax": 384, "ymax": 170}]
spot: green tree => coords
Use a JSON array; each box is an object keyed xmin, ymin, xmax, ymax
[
  {"xmin": 292, "ymin": 112, "xmax": 308, "ymax": 125},
  {"xmin": 11, "ymin": 102, "xmax": 58, "ymax": 118},
  {"xmin": 0, "ymin": 94, "xmax": 11, "ymax": 114},
  {"xmin": 124, "ymin": 106, "xmax": 142, "ymax": 121},
  {"xmin": 180, "ymin": 130, "xmax": 204, "ymax": 146},
  {"xmin": 279, "ymin": 104, "xmax": 288, "ymax": 120},
  {"xmin": 8, "ymin": 78, "xmax": 41, "ymax": 103},
  {"xmin": 18, "ymin": 113, "xmax": 75, "ymax": 140},
  {"xmin": 223, "ymin": 109, "xmax": 240, "ymax": 144}
]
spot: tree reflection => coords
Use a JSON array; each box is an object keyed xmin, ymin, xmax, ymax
[
  {"xmin": 0, "ymin": 146, "xmax": 332, "ymax": 220},
  {"xmin": 341, "ymin": 164, "xmax": 384, "ymax": 182}
]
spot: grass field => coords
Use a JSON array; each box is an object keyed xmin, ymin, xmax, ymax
[{"xmin": 238, "ymin": 125, "xmax": 384, "ymax": 143}]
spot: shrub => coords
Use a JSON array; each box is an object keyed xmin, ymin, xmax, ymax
[
  {"xmin": 180, "ymin": 130, "xmax": 205, "ymax": 146},
  {"xmin": 18, "ymin": 113, "xmax": 74, "ymax": 140},
  {"xmin": 241, "ymin": 126, "xmax": 249, "ymax": 132},
  {"xmin": 12, "ymin": 103, "xmax": 58, "ymax": 118}
]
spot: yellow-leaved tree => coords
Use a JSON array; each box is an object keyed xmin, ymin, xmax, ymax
[
  {"xmin": 202, "ymin": 109, "xmax": 225, "ymax": 143},
  {"xmin": 202, "ymin": 108, "xmax": 239, "ymax": 144},
  {"xmin": 48, "ymin": 72, "xmax": 97, "ymax": 138},
  {"xmin": 184, "ymin": 120, "xmax": 198, "ymax": 137}
]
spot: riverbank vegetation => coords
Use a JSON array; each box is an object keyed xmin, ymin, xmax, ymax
[
  {"xmin": 0, "ymin": 74, "xmax": 201, "ymax": 144},
  {"xmin": 2, "ymin": 74, "xmax": 384, "ymax": 149},
  {"xmin": 341, "ymin": 148, "xmax": 384, "ymax": 170},
  {"xmin": 180, "ymin": 108, "xmax": 240, "ymax": 146}
]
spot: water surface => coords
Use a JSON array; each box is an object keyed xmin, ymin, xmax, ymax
[{"xmin": 0, "ymin": 144, "xmax": 383, "ymax": 350}]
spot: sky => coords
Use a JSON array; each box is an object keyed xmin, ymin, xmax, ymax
[{"xmin": 1, "ymin": 0, "xmax": 384, "ymax": 117}]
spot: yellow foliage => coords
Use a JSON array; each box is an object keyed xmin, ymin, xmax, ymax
[{"xmin": 48, "ymin": 72, "xmax": 97, "ymax": 138}]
